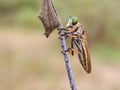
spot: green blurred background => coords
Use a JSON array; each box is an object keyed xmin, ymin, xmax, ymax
[{"xmin": 0, "ymin": 0, "xmax": 120, "ymax": 90}]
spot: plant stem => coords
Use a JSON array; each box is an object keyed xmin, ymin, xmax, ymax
[{"xmin": 58, "ymin": 26, "xmax": 78, "ymax": 90}]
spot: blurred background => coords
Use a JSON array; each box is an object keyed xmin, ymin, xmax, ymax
[{"xmin": 0, "ymin": 0, "xmax": 120, "ymax": 90}]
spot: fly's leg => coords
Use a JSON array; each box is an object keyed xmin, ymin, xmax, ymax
[
  {"xmin": 71, "ymin": 38, "xmax": 74, "ymax": 55},
  {"xmin": 68, "ymin": 34, "xmax": 78, "ymax": 38},
  {"xmin": 71, "ymin": 38, "xmax": 82, "ymax": 55},
  {"xmin": 61, "ymin": 48, "xmax": 81, "ymax": 55},
  {"xmin": 58, "ymin": 27, "xmax": 79, "ymax": 39},
  {"xmin": 58, "ymin": 28, "xmax": 69, "ymax": 39},
  {"xmin": 61, "ymin": 47, "xmax": 81, "ymax": 56},
  {"xmin": 59, "ymin": 33, "xmax": 78, "ymax": 40},
  {"xmin": 61, "ymin": 38, "xmax": 74, "ymax": 55},
  {"xmin": 60, "ymin": 35, "xmax": 80, "ymax": 55},
  {"xmin": 61, "ymin": 48, "xmax": 74, "ymax": 56},
  {"xmin": 59, "ymin": 27, "xmax": 80, "ymax": 55}
]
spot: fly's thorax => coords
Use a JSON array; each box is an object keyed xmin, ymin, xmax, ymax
[
  {"xmin": 74, "ymin": 22, "xmax": 81, "ymax": 28},
  {"xmin": 76, "ymin": 23, "xmax": 85, "ymax": 34}
]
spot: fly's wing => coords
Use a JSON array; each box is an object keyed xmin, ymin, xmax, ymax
[
  {"xmin": 74, "ymin": 27, "xmax": 91, "ymax": 73},
  {"xmin": 38, "ymin": 0, "xmax": 61, "ymax": 38}
]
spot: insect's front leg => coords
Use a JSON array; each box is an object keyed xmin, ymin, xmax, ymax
[
  {"xmin": 59, "ymin": 32, "xmax": 79, "ymax": 39},
  {"xmin": 58, "ymin": 33, "xmax": 69, "ymax": 40},
  {"xmin": 58, "ymin": 28, "xmax": 69, "ymax": 39},
  {"xmin": 61, "ymin": 38, "xmax": 78, "ymax": 56},
  {"xmin": 58, "ymin": 27, "xmax": 69, "ymax": 34}
]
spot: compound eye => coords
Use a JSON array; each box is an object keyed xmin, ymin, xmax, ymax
[
  {"xmin": 66, "ymin": 17, "xmax": 71, "ymax": 23},
  {"xmin": 72, "ymin": 16, "xmax": 78, "ymax": 25}
]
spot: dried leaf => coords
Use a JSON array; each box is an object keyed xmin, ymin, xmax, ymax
[{"xmin": 38, "ymin": 0, "xmax": 60, "ymax": 38}]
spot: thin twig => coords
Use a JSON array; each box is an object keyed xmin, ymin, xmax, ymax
[{"xmin": 58, "ymin": 25, "xmax": 78, "ymax": 90}]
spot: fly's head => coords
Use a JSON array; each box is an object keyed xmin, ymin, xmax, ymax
[{"xmin": 66, "ymin": 16, "xmax": 79, "ymax": 28}]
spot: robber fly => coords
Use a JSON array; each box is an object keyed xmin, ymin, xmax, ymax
[{"xmin": 60, "ymin": 16, "xmax": 91, "ymax": 73}]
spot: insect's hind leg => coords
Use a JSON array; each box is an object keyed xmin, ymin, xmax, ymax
[
  {"xmin": 61, "ymin": 38, "xmax": 81, "ymax": 55},
  {"xmin": 61, "ymin": 48, "xmax": 74, "ymax": 56},
  {"xmin": 61, "ymin": 38, "xmax": 74, "ymax": 56},
  {"xmin": 72, "ymin": 39, "xmax": 81, "ymax": 55},
  {"xmin": 71, "ymin": 38, "xmax": 74, "ymax": 56}
]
